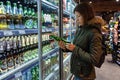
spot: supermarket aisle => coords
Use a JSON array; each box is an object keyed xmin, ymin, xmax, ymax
[{"xmin": 95, "ymin": 54, "xmax": 120, "ymax": 80}]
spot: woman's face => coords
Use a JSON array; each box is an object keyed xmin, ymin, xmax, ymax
[{"xmin": 75, "ymin": 11, "xmax": 84, "ymax": 26}]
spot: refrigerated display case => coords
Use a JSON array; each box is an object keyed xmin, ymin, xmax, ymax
[
  {"xmin": 0, "ymin": 0, "xmax": 76, "ymax": 80},
  {"xmin": 0, "ymin": 0, "xmax": 39, "ymax": 80}
]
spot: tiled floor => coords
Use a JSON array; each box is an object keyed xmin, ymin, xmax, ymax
[{"xmin": 95, "ymin": 54, "xmax": 120, "ymax": 80}]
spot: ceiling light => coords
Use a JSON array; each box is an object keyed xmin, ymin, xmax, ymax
[
  {"xmin": 18, "ymin": 1, "xmax": 20, "ymax": 3},
  {"xmin": 116, "ymin": 0, "xmax": 119, "ymax": 2},
  {"xmin": 89, "ymin": 1, "xmax": 92, "ymax": 4}
]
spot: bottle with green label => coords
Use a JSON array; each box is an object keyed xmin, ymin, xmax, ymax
[
  {"xmin": 50, "ymin": 35, "xmax": 70, "ymax": 43},
  {"xmin": 24, "ymin": 7, "xmax": 28, "ymax": 17}
]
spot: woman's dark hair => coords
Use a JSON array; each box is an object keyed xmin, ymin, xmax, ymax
[{"xmin": 74, "ymin": 3, "xmax": 95, "ymax": 24}]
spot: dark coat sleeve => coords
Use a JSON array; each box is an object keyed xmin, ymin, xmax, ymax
[{"xmin": 72, "ymin": 31, "xmax": 103, "ymax": 65}]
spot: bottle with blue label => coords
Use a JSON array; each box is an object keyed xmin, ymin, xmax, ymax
[
  {"xmin": 6, "ymin": 1, "xmax": 12, "ymax": 15},
  {"xmin": 18, "ymin": 4, "xmax": 25, "ymax": 29},
  {"xmin": 13, "ymin": 3, "xmax": 18, "ymax": 15}
]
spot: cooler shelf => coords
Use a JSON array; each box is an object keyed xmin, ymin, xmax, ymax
[{"xmin": 0, "ymin": 57, "xmax": 39, "ymax": 80}]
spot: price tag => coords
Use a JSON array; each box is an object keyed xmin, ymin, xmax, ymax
[
  {"xmin": 42, "ymin": 29, "xmax": 46, "ymax": 32},
  {"xmin": 15, "ymin": 71, "xmax": 22, "ymax": 78},
  {"xmin": 19, "ymin": 30, "xmax": 25, "ymax": 34},
  {"xmin": 4, "ymin": 31, "xmax": 13, "ymax": 36}
]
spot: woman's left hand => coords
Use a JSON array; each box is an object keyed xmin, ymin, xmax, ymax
[{"xmin": 66, "ymin": 44, "xmax": 76, "ymax": 51}]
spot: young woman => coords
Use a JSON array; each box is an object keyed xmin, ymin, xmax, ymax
[{"xmin": 58, "ymin": 3, "xmax": 105, "ymax": 80}]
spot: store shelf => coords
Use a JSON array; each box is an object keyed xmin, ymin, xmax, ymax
[
  {"xmin": 0, "ymin": 57, "xmax": 39, "ymax": 80},
  {"xmin": 0, "ymin": 29, "xmax": 38, "ymax": 37},
  {"xmin": 42, "ymin": 0, "xmax": 58, "ymax": 9},
  {"xmin": 0, "ymin": 28, "xmax": 55, "ymax": 37},
  {"xmin": 42, "ymin": 0, "xmax": 70, "ymax": 16},
  {"xmin": 42, "ymin": 47, "xmax": 59, "ymax": 59},
  {"xmin": 45, "ymin": 54, "xmax": 71, "ymax": 80}
]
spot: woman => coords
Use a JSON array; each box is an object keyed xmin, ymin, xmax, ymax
[{"xmin": 58, "ymin": 3, "xmax": 105, "ymax": 80}]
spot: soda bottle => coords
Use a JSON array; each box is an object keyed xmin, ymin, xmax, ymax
[
  {"xmin": 18, "ymin": 4, "xmax": 23, "ymax": 16},
  {"xmin": 49, "ymin": 35, "xmax": 70, "ymax": 43},
  {"xmin": 0, "ymin": 2, "xmax": 6, "ymax": 14},
  {"xmin": 6, "ymin": 1, "xmax": 12, "ymax": 15},
  {"xmin": 7, "ymin": 17, "xmax": 14, "ymax": 29},
  {"xmin": 23, "ymin": 7, "xmax": 28, "ymax": 17},
  {"xmin": 18, "ymin": 36, "xmax": 22, "ymax": 49},
  {"xmin": 0, "ymin": 53, "xmax": 7, "ymax": 74},
  {"xmin": 18, "ymin": 4, "xmax": 25, "ymax": 29},
  {"xmin": 13, "ymin": 3, "xmax": 18, "ymax": 15}
]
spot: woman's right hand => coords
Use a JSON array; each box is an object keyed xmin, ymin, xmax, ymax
[{"xmin": 58, "ymin": 41, "xmax": 66, "ymax": 50}]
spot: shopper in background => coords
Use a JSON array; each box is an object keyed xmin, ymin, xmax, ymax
[{"xmin": 58, "ymin": 3, "xmax": 105, "ymax": 80}]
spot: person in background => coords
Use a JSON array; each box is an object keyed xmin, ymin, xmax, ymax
[{"xmin": 58, "ymin": 3, "xmax": 105, "ymax": 80}]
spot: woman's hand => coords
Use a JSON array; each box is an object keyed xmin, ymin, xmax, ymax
[
  {"xmin": 58, "ymin": 41, "xmax": 66, "ymax": 50},
  {"xmin": 66, "ymin": 44, "xmax": 76, "ymax": 51}
]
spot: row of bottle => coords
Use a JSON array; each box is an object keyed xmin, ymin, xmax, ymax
[
  {"xmin": 9, "ymin": 64, "xmax": 39, "ymax": 80},
  {"xmin": 42, "ymin": 52, "xmax": 59, "ymax": 79},
  {"xmin": 0, "ymin": 34, "xmax": 38, "ymax": 53},
  {"xmin": 0, "ymin": 18, "xmax": 38, "ymax": 30},
  {"xmin": 0, "ymin": 1, "xmax": 36, "ymax": 17},
  {"xmin": 42, "ymin": 11, "xmax": 58, "ymax": 24},
  {"xmin": 0, "ymin": 48, "xmax": 38, "ymax": 75}
]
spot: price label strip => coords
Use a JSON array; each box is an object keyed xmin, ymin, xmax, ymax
[
  {"xmin": 4, "ymin": 31, "xmax": 13, "ymax": 36},
  {"xmin": 19, "ymin": 30, "xmax": 25, "ymax": 35}
]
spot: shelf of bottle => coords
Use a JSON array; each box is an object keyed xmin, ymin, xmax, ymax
[
  {"xmin": 42, "ymin": 0, "xmax": 58, "ymax": 9},
  {"xmin": 0, "ymin": 57, "xmax": 39, "ymax": 80},
  {"xmin": 0, "ymin": 28, "xmax": 55, "ymax": 37},
  {"xmin": 0, "ymin": 29, "xmax": 38, "ymax": 37},
  {"xmin": 42, "ymin": 47, "xmax": 59, "ymax": 59},
  {"xmin": 44, "ymin": 54, "xmax": 71, "ymax": 80},
  {"xmin": 0, "ymin": 14, "xmax": 37, "ymax": 19},
  {"xmin": 42, "ymin": 0, "xmax": 70, "ymax": 16}
]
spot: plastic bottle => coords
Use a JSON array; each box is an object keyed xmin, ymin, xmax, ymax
[
  {"xmin": 0, "ymin": 2, "xmax": 6, "ymax": 14},
  {"xmin": 6, "ymin": 1, "xmax": 12, "ymax": 15}
]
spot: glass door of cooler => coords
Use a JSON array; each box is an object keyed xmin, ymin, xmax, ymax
[
  {"xmin": 0, "ymin": 0, "xmax": 40, "ymax": 80},
  {"xmin": 40, "ymin": 0, "xmax": 60, "ymax": 80},
  {"xmin": 62, "ymin": 0, "xmax": 76, "ymax": 80}
]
